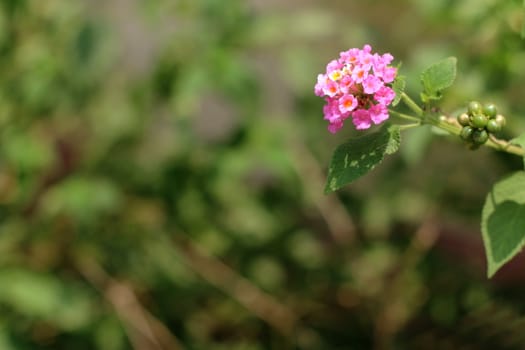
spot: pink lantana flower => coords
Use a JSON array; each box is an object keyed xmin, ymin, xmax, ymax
[
  {"xmin": 351, "ymin": 109, "xmax": 373, "ymax": 130},
  {"xmin": 314, "ymin": 44, "xmax": 398, "ymax": 133},
  {"xmin": 369, "ymin": 104, "xmax": 389, "ymax": 124},
  {"xmin": 374, "ymin": 86, "xmax": 395, "ymax": 105},
  {"xmin": 338, "ymin": 94, "xmax": 357, "ymax": 113},
  {"xmin": 362, "ymin": 75, "xmax": 382, "ymax": 94},
  {"xmin": 322, "ymin": 79, "xmax": 339, "ymax": 97}
]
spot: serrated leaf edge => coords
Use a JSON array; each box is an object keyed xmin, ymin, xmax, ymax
[
  {"xmin": 324, "ymin": 125, "xmax": 400, "ymax": 193},
  {"xmin": 481, "ymin": 171, "xmax": 525, "ymax": 277},
  {"xmin": 419, "ymin": 56, "xmax": 457, "ymax": 95}
]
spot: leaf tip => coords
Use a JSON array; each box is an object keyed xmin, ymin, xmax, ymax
[{"xmin": 487, "ymin": 266, "xmax": 497, "ymax": 278}]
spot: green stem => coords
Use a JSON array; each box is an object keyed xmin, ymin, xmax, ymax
[
  {"xmin": 423, "ymin": 113, "xmax": 525, "ymax": 157},
  {"xmin": 486, "ymin": 135, "xmax": 525, "ymax": 157},
  {"xmin": 401, "ymin": 92, "xmax": 424, "ymax": 117},
  {"xmin": 391, "ymin": 90, "xmax": 524, "ymax": 157},
  {"xmin": 398, "ymin": 123, "xmax": 421, "ymax": 131},
  {"xmin": 423, "ymin": 115, "xmax": 460, "ymax": 135},
  {"xmin": 389, "ymin": 109, "xmax": 421, "ymax": 123},
  {"xmin": 393, "ymin": 92, "xmax": 525, "ymax": 157}
]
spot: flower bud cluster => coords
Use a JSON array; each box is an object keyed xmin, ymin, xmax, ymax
[{"xmin": 458, "ymin": 101, "xmax": 506, "ymax": 147}]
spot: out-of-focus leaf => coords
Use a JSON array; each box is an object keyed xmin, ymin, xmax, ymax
[
  {"xmin": 522, "ymin": 0, "xmax": 525, "ymax": 39},
  {"xmin": 248, "ymin": 256, "xmax": 286, "ymax": 290},
  {"xmin": 0, "ymin": 269, "xmax": 93, "ymax": 330},
  {"xmin": 40, "ymin": 177, "xmax": 121, "ymax": 223},
  {"xmin": 0, "ymin": 329, "xmax": 17, "ymax": 350},
  {"xmin": 94, "ymin": 317, "xmax": 127, "ymax": 350},
  {"xmin": 146, "ymin": 238, "xmax": 198, "ymax": 286},
  {"xmin": 2, "ymin": 132, "xmax": 54, "ymax": 173},
  {"xmin": 288, "ymin": 230, "xmax": 325, "ymax": 269}
]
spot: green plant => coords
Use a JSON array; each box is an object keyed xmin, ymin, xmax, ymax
[{"xmin": 322, "ymin": 54, "xmax": 525, "ymax": 277}]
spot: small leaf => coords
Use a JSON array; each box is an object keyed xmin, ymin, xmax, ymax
[
  {"xmin": 392, "ymin": 76, "xmax": 405, "ymax": 106},
  {"xmin": 420, "ymin": 92, "xmax": 430, "ymax": 104},
  {"xmin": 481, "ymin": 171, "xmax": 525, "ymax": 277},
  {"xmin": 420, "ymin": 57, "xmax": 457, "ymax": 99},
  {"xmin": 510, "ymin": 132, "xmax": 525, "ymax": 169},
  {"xmin": 325, "ymin": 125, "xmax": 400, "ymax": 193}
]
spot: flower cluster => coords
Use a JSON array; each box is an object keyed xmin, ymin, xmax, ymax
[{"xmin": 315, "ymin": 45, "xmax": 397, "ymax": 133}]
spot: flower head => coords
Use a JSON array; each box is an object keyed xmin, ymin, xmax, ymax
[{"xmin": 314, "ymin": 45, "xmax": 397, "ymax": 133}]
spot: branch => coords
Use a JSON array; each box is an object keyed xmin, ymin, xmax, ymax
[
  {"xmin": 172, "ymin": 235, "xmax": 300, "ymax": 336},
  {"xmin": 373, "ymin": 215, "xmax": 439, "ymax": 350},
  {"xmin": 288, "ymin": 131, "xmax": 356, "ymax": 244},
  {"xmin": 76, "ymin": 257, "xmax": 185, "ymax": 350}
]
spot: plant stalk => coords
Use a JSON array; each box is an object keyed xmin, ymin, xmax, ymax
[{"xmin": 401, "ymin": 92, "xmax": 424, "ymax": 117}]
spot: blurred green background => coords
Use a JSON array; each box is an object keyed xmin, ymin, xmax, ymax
[{"xmin": 1, "ymin": 0, "xmax": 525, "ymax": 349}]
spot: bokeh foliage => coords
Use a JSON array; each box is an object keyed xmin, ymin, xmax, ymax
[{"xmin": 0, "ymin": 0, "xmax": 525, "ymax": 349}]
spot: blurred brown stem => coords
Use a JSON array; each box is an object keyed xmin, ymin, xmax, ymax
[
  {"xmin": 288, "ymin": 134, "xmax": 356, "ymax": 245},
  {"xmin": 76, "ymin": 257, "xmax": 185, "ymax": 350},
  {"xmin": 373, "ymin": 215, "xmax": 439, "ymax": 350},
  {"xmin": 172, "ymin": 234, "xmax": 299, "ymax": 337}
]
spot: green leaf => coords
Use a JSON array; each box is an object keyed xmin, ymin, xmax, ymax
[
  {"xmin": 325, "ymin": 125, "xmax": 400, "ymax": 193},
  {"xmin": 481, "ymin": 171, "xmax": 525, "ymax": 277},
  {"xmin": 2, "ymin": 131, "xmax": 54, "ymax": 173},
  {"xmin": 41, "ymin": 177, "xmax": 121, "ymax": 224},
  {"xmin": 510, "ymin": 132, "xmax": 525, "ymax": 169},
  {"xmin": 0, "ymin": 268, "xmax": 94, "ymax": 330},
  {"xmin": 420, "ymin": 57, "xmax": 457, "ymax": 101},
  {"xmin": 392, "ymin": 75, "xmax": 405, "ymax": 106}
]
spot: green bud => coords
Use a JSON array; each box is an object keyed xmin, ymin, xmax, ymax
[
  {"xmin": 457, "ymin": 113, "xmax": 470, "ymax": 126},
  {"xmin": 460, "ymin": 126, "xmax": 474, "ymax": 141},
  {"xmin": 468, "ymin": 101, "xmax": 482, "ymax": 116},
  {"xmin": 483, "ymin": 103, "xmax": 497, "ymax": 119},
  {"xmin": 472, "ymin": 129, "xmax": 488, "ymax": 145},
  {"xmin": 495, "ymin": 114, "xmax": 506, "ymax": 128},
  {"xmin": 470, "ymin": 114, "xmax": 488, "ymax": 129},
  {"xmin": 486, "ymin": 119, "xmax": 501, "ymax": 133}
]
